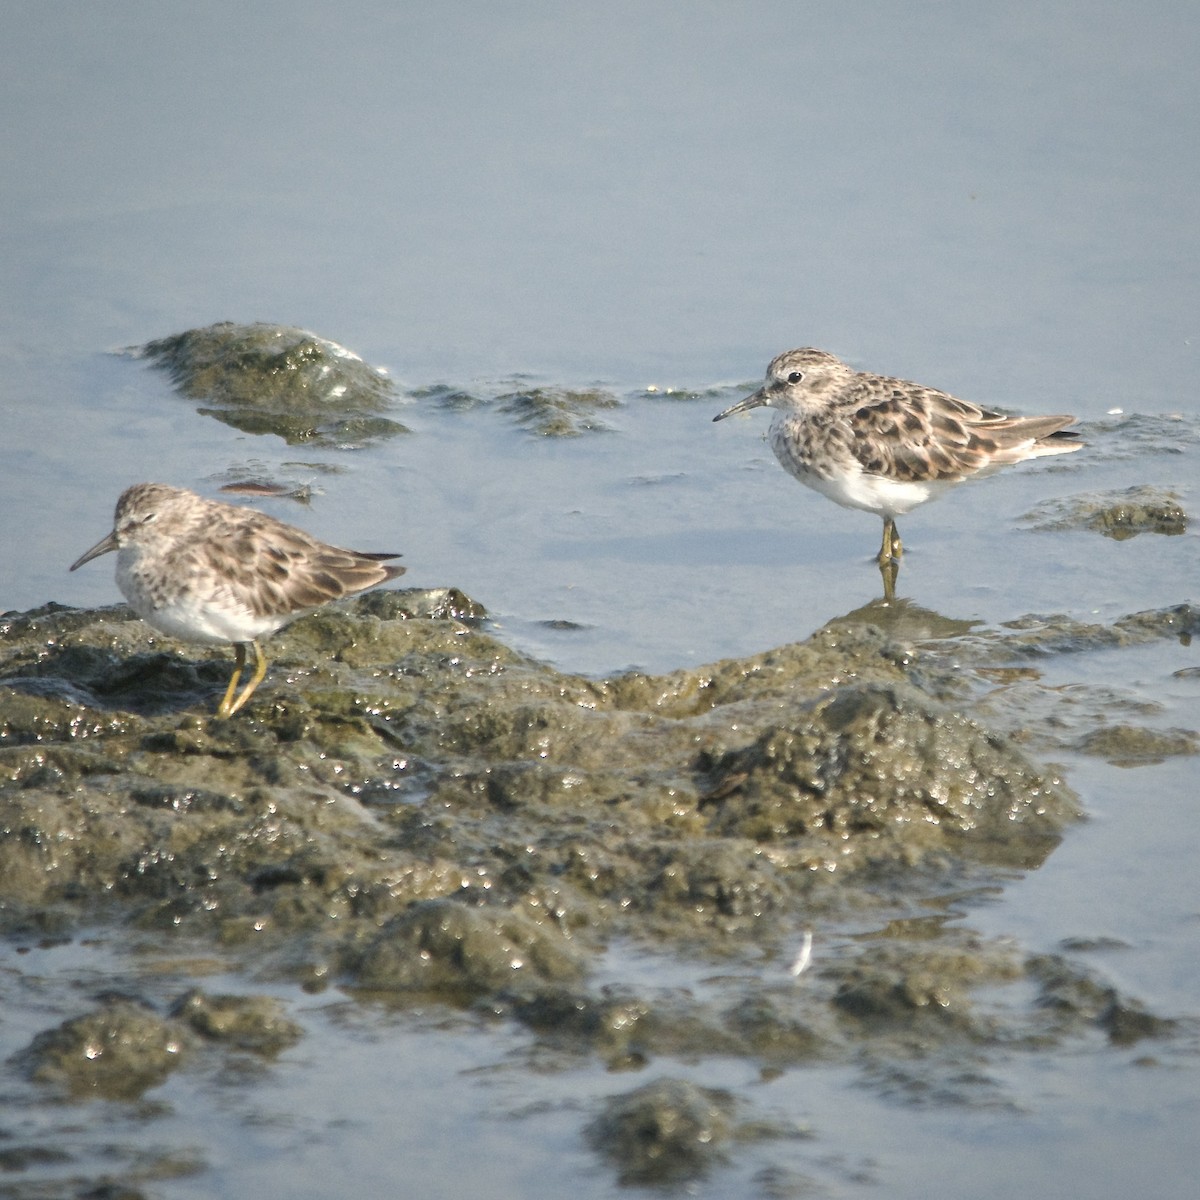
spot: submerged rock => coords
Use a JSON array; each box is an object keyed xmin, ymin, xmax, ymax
[
  {"xmin": 133, "ymin": 321, "xmax": 409, "ymax": 447},
  {"xmin": 586, "ymin": 1078, "xmax": 735, "ymax": 1185},
  {"xmin": 170, "ymin": 990, "xmax": 304, "ymax": 1055},
  {"xmin": 497, "ymin": 385, "xmax": 621, "ymax": 436},
  {"xmin": 1023, "ymin": 485, "xmax": 1188, "ymax": 539},
  {"xmin": 1028, "ymin": 954, "xmax": 1178, "ymax": 1046},
  {"xmin": 1074, "ymin": 723, "xmax": 1199, "ymax": 765},
  {"xmin": 417, "ymin": 380, "xmax": 622, "ymax": 436},
  {"xmin": 15, "ymin": 999, "xmax": 192, "ymax": 1100}
]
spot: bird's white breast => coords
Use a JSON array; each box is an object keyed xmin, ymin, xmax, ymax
[
  {"xmin": 768, "ymin": 416, "xmax": 948, "ymax": 518},
  {"xmin": 797, "ymin": 466, "xmax": 947, "ymax": 517},
  {"xmin": 116, "ymin": 547, "xmax": 293, "ymax": 645}
]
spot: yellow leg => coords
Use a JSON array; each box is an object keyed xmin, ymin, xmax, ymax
[
  {"xmin": 879, "ymin": 553, "xmax": 899, "ymax": 602},
  {"xmin": 878, "ymin": 517, "xmax": 903, "ymax": 566},
  {"xmin": 216, "ymin": 643, "xmax": 247, "ymax": 718},
  {"xmin": 877, "ymin": 518, "xmax": 902, "ymax": 602},
  {"xmin": 216, "ymin": 640, "xmax": 268, "ymax": 718}
]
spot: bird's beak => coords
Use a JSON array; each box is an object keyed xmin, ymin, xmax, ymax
[
  {"xmin": 713, "ymin": 388, "xmax": 768, "ymax": 422},
  {"xmin": 69, "ymin": 531, "xmax": 119, "ymax": 572}
]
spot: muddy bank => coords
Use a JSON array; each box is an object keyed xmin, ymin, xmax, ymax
[
  {"xmin": 0, "ymin": 589, "xmax": 1078, "ymax": 946},
  {"xmin": 1, "ymin": 591, "xmax": 1190, "ymax": 1188}
]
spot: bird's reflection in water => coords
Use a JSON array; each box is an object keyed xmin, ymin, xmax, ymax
[{"xmin": 824, "ymin": 587, "xmax": 980, "ymax": 644}]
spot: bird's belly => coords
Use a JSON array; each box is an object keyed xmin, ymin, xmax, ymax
[
  {"xmin": 768, "ymin": 423, "xmax": 946, "ymax": 517},
  {"xmin": 800, "ymin": 469, "xmax": 945, "ymax": 518},
  {"xmin": 118, "ymin": 562, "xmax": 291, "ymax": 645}
]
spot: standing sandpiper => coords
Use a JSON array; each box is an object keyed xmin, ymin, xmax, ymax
[
  {"xmin": 70, "ymin": 482, "xmax": 404, "ymax": 717},
  {"xmin": 714, "ymin": 348, "xmax": 1081, "ymax": 594}
]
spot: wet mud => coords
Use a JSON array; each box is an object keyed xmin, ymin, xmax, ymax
[{"xmin": 2, "ymin": 587, "xmax": 1193, "ymax": 1190}]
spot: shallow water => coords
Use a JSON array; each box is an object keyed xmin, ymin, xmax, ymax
[{"xmin": 2, "ymin": 3, "xmax": 1198, "ymax": 1198}]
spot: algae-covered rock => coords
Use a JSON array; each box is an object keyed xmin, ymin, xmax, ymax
[
  {"xmin": 170, "ymin": 990, "xmax": 304, "ymax": 1055},
  {"xmin": 1023, "ymin": 486, "xmax": 1188, "ymax": 539},
  {"xmin": 3, "ymin": 586, "xmax": 1190, "ymax": 1183},
  {"xmin": 16, "ymin": 999, "xmax": 192, "ymax": 1100},
  {"xmin": 1074, "ymin": 724, "xmax": 1198, "ymax": 765},
  {"xmin": 497, "ymin": 386, "xmax": 620, "ymax": 436},
  {"xmin": 829, "ymin": 938, "xmax": 1023, "ymax": 1033},
  {"xmin": 702, "ymin": 681, "xmax": 1078, "ymax": 868},
  {"xmin": 354, "ymin": 898, "xmax": 586, "ymax": 999},
  {"xmin": 0, "ymin": 590, "xmax": 1086, "ymax": 961},
  {"xmin": 0, "ymin": 588, "xmax": 1089, "ymax": 1026},
  {"xmin": 586, "ymin": 1078, "xmax": 736, "ymax": 1185},
  {"xmin": 645, "ymin": 840, "xmax": 792, "ymax": 922},
  {"xmin": 511, "ymin": 986, "xmax": 660, "ymax": 1067},
  {"xmin": 134, "ymin": 321, "xmax": 409, "ymax": 447},
  {"xmin": 511, "ymin": 984, "xmax": 758, "ymax": 1068},
  {"xmin": 1027, "ymin": 954, "xmax": 1178, "ymax": 1046},
  {"xmin": 723, "ymin": 992, "xmax": 828, "ymax": 1065}
]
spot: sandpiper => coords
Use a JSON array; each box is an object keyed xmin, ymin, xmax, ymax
[
  {"xmin": 715, "ymin": 348, "xmax": 1081, "ymax": 592},
  {"xmin": 70, "ymin": 482, "xmax": 404, "ymax": 717}
]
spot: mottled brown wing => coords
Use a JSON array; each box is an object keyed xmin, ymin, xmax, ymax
[
  {"xmin": 192, "ymin": 511, "xmax": 403, "ymax": 619},
  {"xmin": 840, "ymin": 379, "xmax": 1075, "ymax": 483}
]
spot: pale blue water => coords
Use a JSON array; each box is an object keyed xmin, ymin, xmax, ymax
[{"xmin": 1, "ymin": 3, "xmax": 1198, "ymax": 1197}]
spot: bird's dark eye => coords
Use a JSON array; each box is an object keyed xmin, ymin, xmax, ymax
[{"xmin": 787, "ymin": 371, "xmax": 804, "ymax": 384}]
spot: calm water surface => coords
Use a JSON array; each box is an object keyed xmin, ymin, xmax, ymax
[{"xmin": 1, "ymin": 2, "xmax": 1197, "ymax": 1197}]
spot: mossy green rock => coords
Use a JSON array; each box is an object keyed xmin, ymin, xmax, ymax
[
  {"xmin": 704, "ymin": 681, "xmax": 1076, "ymax": 868},
  {"xmin": 1023, "ymin": 485, "xmax": 1188, "ymax": 539},
  {"xmin": 586, "ymin": 1078, "xmax": 736, "ymax": 1185},
  {"xmin": 16, "ymin": 999, "xmax": 192, "ymax": 1100},
  {"xmin": 135, "ymin": 321, "xmax": 408, "ymax": 446},
  {"xmin": 355, "ymin": 898, "xmax": 585, "ymax": 999},
  {"xmin": 171, "ymin": 989, "xmax": 303, "ymax": 1055}
]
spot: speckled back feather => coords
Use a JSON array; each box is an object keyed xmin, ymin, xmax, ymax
[
  {"xmin": 111, "ymin": 482, "xmax": 404, "ymax": 622},
  {"xmin": 835, "ymin": 375, "xmax": 1079, "ymax": 483}
]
